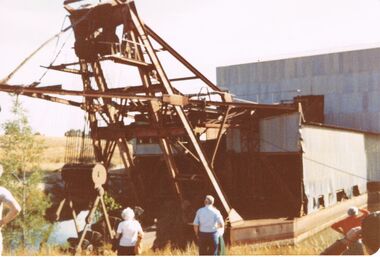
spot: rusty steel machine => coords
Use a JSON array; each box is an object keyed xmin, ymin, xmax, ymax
[{"xmin": 0, "ymin": 0, "xmax": 297, "ymax": 251}]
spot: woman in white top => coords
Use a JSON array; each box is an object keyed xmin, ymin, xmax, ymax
[{"xmin": 116, "ymin": 207, "xmax": 143, "ymax": 256}]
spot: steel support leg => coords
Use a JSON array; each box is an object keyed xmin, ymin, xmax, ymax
[
  {"xmin": 211, "ymin": 106, "xmax": 231, "ymax": 169},
  {"xmin": 75, "ymin": 196, "xmax": 101, "ymax": 254},
  {"xmin": 130, "ymin": 8, "xmax": 240, "ymax": 221}
]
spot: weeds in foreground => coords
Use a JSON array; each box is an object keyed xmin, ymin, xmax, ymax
[{"xmin": 4, "ymin": 227, "xmax": 341, "ymax": 255}]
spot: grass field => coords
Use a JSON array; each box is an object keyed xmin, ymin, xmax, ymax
[
  {"xmin": 39, "ymin": 136, "xmax": 124, "ymax": 171},
  {"xmin": 39, "ymin": 136, "xmax": 66, "ymax": 171}
]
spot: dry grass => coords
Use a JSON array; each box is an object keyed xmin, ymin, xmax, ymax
[
  {"xmin": 142, "ymin": 228, "xmax": 341, "ymax": 256},
  {"xmin": 2, "ymin": 228, "xmax": 341, "ymax": 255},
  {"xmin": 225, "ymin": 228, "xmax": 341, "ymax": 255},
  {"xmin": 3, "ymin": 245, "xmax": 65, "ymax": 256},
  {"xmin": 40, "ymin": 136, "xmax": 124, "ymax": 172},
  {"xmin": 39, "ymin": 136, "xmax": 66, "ymax": 171}
]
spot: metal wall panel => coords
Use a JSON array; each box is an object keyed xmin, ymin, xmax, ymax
[
  {"xmin": 363, "ymin": 134, "xmax": 380, "ymax": 181},
  {"xmin": 260, "ymin": 113, "xmax": 301, "ymax": 152},
  {"xmin": 301, "ymin": 125, "xmax": 380, "ymax": 213},
  {"xmin": 226, "ymin": 128, "xmax": 242, "ymax": 153},
  {"xmin": 216, "ymin": 47, "xmax": 380, "ymax": 133},
  {"xmin": 135, "ymin": 144, "xmax": 162, "ymax": 156}
]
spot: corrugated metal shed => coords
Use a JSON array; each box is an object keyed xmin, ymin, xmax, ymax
[{"xmin": 301, "ymin": 124, "xmax": 380, "ymax": 213}]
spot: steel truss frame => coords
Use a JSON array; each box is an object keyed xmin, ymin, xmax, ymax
[{"xmin": 0, "ymin": 0, "xmax": 298, "ymax": 225}]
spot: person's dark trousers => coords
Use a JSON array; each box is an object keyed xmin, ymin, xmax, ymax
[
  {"xmin": 117, "ymin": 245, "xmax": 135, "ymax": 256},
  {"xmin": 199, "ymin": 231, "xmax": 219, "ymax": 255}
]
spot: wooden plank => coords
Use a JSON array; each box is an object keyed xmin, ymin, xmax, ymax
[
  {"xmin": 0, "ymin": 83, "xmax": 159, "ymax": 101},
  {"xmin": 18, "ymin": 92, "xmax": 83, "ymax": 108},
  {"xmin": 42, "ymin": 65, "xmax": 94, "ymax": 76},
  {"xmin": 211, "ymin": 106, "xmax": 230, "ymax": 169}
]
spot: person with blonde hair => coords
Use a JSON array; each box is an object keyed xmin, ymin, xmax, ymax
[{"xmin": 116, "ymin": 207, "xmax": 144, "ymax": 256}]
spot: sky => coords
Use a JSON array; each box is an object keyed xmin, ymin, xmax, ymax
[{"xmin": 1, "ymin": 0, "xmax": 380, "ymax": 136}]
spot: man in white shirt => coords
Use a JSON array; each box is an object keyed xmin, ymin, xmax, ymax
[
  {"xmin": 193, "ymin": 195, "xmax": 224, "ymax": 255},
  {"xmin": 0, "ymin": 165, "xmax": 22, "ymax": 255}
]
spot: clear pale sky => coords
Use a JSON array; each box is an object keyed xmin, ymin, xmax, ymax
[{"xmin": 1, "ymin": 0, "xmax": 380, "ymax": 136}]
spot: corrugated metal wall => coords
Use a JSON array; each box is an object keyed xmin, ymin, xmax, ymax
[
  {"xmin": 365, "ymin": 135, "xmax": 380, "ymax": 181},
  {"xmin": 260, "ymin": 113, "xmax": 301, "ymax": 152},
  {"xmin": 225, "ymin": 113, "xmax": 380, "ymax": 216},
  {"xmin": 226, "ymin": 112, "xmax": 301, "ymax": 153},
  {"xmin": 217, "ymin": 47, "xmax": 380, "ymax": 133},
  {"xmin": 301, "ymin": 125, "xmax": 380, "ymax": 213}
]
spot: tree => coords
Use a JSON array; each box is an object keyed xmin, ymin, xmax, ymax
[
  {"xmin": 64, "ymin": 129, "xmax": 82, "ymax": 137},
  {"xmin": 0, "ymin": 99, "xmax": 51, "ymax": 252}
]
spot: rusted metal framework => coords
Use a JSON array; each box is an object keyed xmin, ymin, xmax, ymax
[
  {"xmin": 0, "ymin": 0, "xmax": 297, "ymax": 224},
  {"xmin": 58, "ymin": 163, "xmax": 114, "ymax": 253}
]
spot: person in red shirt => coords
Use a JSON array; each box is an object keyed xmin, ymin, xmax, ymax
[
  {"xmin": 331, "ymin": 207, "xmax": 369, "ymax": 235},
  {"xmin": 321, "ymin": 211, "xmax": 380, "ymax": 255}
]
